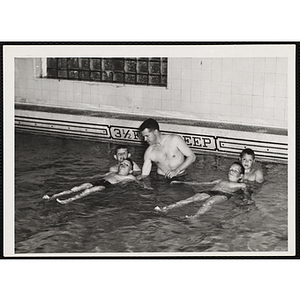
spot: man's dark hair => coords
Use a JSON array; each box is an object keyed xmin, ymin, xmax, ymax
[{"xmin": 139, "ymin": 118, "xmax": 160, "ymax": 132}]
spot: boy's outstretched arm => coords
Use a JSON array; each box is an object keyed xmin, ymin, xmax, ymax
[{"xmin": 56, "ymin": 185, "xmax": 105, "ymax": 204}]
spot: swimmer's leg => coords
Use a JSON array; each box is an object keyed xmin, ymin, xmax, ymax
[
  {"xmin": 155, "ymin": 193, "xmax": 210, "ymax": 213},
  {"xmin": 187, "ymin": 195, "xmax": 228, "ymax": 218},
  {"xmin": 56, "ymin": 185, "xmax": 105, "ymax": 204},
  {"xmin": 43, "ymin": 183, "xmax": 93, "ymax": 200}
]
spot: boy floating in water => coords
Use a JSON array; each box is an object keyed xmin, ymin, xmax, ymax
[
  {"xmin": 43, "ymin": 158, "xmax": 142, "ymax": 204},
  {"xmin": 109, "ymin": 145, "xmax": 141, "ymax": 175},
  {"xmin": 154, "ymin": 161, "xmax": 253, "ymax": 218},
  {"xmin": 240, "ymin": 148, "xmax": 264, "ymax": 183}
]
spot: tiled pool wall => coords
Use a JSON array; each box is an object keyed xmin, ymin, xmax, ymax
[{"xmin": 14, "ymin": 57, "xmax": 288, "ymax": 163}]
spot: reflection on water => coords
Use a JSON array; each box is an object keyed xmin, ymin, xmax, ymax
[{"xmin": 14, "ymin": 133, "xmax": 288, "ymax": 254}]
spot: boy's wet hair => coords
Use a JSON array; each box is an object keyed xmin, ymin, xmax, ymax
[
  {"xmin": 123, "ymin": 158, "xmax": 133, "ymax": 169},
  {"xmin": 139, "ymin": 118, "xmax": 160, "ymax": 132},
  {"xmin": 115, "ymin": 144, "xmax": 130, "ymax": 154},
  {"xmin": 240, "ymin": 148, "xmax": 255, "ymax": 159},
  {"xmin": 230, "ymin": 161, "xmax": 245, "ymax": 174}
]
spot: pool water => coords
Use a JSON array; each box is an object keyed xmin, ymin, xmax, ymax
[{"xmin": 14, "ymin": 132, "xmax": 288, "ymax": 254}]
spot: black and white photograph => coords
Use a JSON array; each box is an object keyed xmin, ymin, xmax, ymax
[{"xmin": 3, "ymin": 44, "xmax": 296, "ymax": 257}]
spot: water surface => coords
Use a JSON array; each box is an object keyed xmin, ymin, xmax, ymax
[{"xmin": 15, "ymin": 132, "xmax": 288, "ymax": 254}]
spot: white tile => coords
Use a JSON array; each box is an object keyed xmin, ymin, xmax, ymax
[
  {"xmin": 242, "ymin": 72, "xmax": 253, "ymax": 84},
  {"xmin": 253, "ymin": 84, "xmax": 264, "ymax": 96},
  {"xmin": 181, "ymin": 79, "xmax": 191, "ymax": 90},
  {"xmin": 262, "ymin": 107, "xmax": 273, "ymax": 119},
  {"xmin": 201, "ymin": 91, "xmax": 211, "ymax": 102},
  {"xmin": 191, "ymin": 79, "xmax": 201, "ymax": 91},
  {"xmin": 182, "ymin": 58, "xmax": 192, "ymax": 69},
  {"xmin": 241, "ymin": 105, "xmax": 252, "ymax": 118},
  {"xmin": 191, "ymin": 68, "xmax": 201, "ymax": 80},
  {"xmin": 273, "ymin": 107, "xmax": 285, "ymax": 120},
  {"xmin": 210, "ymin": 103, "xmax": 221, "ymax": 115},
  {"xmin": 253, "ymin": 58, "xmax": 265, "ymax": 73},
  {"xmin": 275, "ymin": 73, "xmax": 287, "ymax": 86},
  {"xmin": 198, "ymin": 101, "xmax": 210, "ymax": 114},
  {"xmin": 242, "ymin": 83, "xmax": 252, "ymax": 95},
  {"xmin": 201, "ymin": 80, "xmax": 212, "ymax": 92},
  {"xmin": 252, "ymin": 107, "xmax": 263, "ymax": 119},
  {"xmin": 222, "ymin": 93, "xmax": 231, "ymax": 105},
  {"xmin": 211, "ymin": 69, "xmax": 222, "ymax": 82},
  {"xmin": 265, "ymin": 58, "xmax": 276, "ymax": 73},
  {"xmin": 211, "ymin": 81, "xmax": 222, "ymax": 93},
  {"xmin": 170, "ymin": 78, "xmax": 181, "ymax": 90},
  {"xmin": 273, "ymin": 97, "xmax": 286, "ymax": 109},
  {"xmin": 232, "ymin": 71, "xmax": 243, "ymax": 83},
  {"xmin": 275, "ymin": 85, "xmax": 287, "ymax": 98},
  {"xmin": 253, "ymin": 72, "xmax": 265, "ymax": 85},
  {"xmin": 221, "ymin": 71, "xmax": 232, "ymax": 83},
  {"xmin": 241, "ymin": 94, "xmax": 252, "ymax": 106},
  {"xmin": 264, "ymin": 84, "xmax": 275, "ymax": 97},
  {"xmin": 230, "ymin": 105, "xmax": 242, "ymax": 117},
  {"xmin": 182, "ymin": 90, "xmax": 191, "ymax": 102},
  {"xmin": 264, "ymin": 96, "xmax": 274, "ymax": 108},
  {"xmin": 171, "ymin": 89, "xmax": 181, "ymax": 101},
  {"xmin": 221, "ymin": 82, "xmax": 231, "ymax": 94},
  {"xmin": 231, "ymin": 94, "xmax": 242, "ymax": 106},
  {"xmin": 162, "ymin": 100, "xmax": 172, "ymax": 111},
  {"xmin": 265, "ymin": 73, "xmax": 276, "ymax": 85},
  {"xmin": 276, "ymin": 58, "xmax": 288, "ymax": 74},
  {"xmin": 211, "ymin": 92, "xmax": 222, "ymax": 104},
  {"xmin": 222, "ymin": 58, "xmax": 233, "ymax": 69},
  {"xmin": 252, "ymin": 95, "xmax": 263, "ymax": 107},
  {"xmin": 201, "ymin": 58, "xmax": 212, "ymax": 71},
  {"xmin": 153, "ymin": 99, "xmax": 162, "ymax": 110}
]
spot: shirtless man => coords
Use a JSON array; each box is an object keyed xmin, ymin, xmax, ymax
[
  {"xmin": 137, "ymin": 118, "xmax": 196, "ymax": 180},
  {"xmin": 240, "ymin": 148, "xmax": 264, "ymax": 183}
]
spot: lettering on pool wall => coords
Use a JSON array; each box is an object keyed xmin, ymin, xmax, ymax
[
  {"xmin": 180, "ymin": 133, "xmax": 216, "ymax": 150},
  {"xmin": 110, "ymin": 126, "xmax": 216, "ymax": 150},
  {"xmin": 110, "ymin": 126, "xmax": 142, "ymax": 142}
]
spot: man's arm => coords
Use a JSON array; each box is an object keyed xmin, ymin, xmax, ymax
[
  {"xmin": 171, "ymin": 179, "xmax": 221, "ymax": 185},
  {"xmin": 136, "ymin": 149, "xmax": 153, "ymax": 180}
]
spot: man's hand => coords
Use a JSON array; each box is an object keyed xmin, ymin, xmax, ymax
[
  {"xmin": 136, "ymin": 174, "xmax": 148, "ymax": 181},
  {"xmin": 165, "ymin": 168, "xmax": 181, "ymax": 179}
]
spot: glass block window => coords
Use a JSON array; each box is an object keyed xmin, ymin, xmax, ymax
[{"xmin": 46, "ymin": 57, "xmax": 167, "ymax": 87}]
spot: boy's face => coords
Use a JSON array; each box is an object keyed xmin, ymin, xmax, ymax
[
  {"xmin": 228, "ymin": 164, "xmax": 243, "ymax": 182},
  {"xmin": 117, "ymin": 159, "xmax": 133, "ymax": 175},
  {"xmin": 115, "ymin": 148, "xmax": 130, "ymax": 163},
  {"xmin": 241, "ymin": 154, "xmax": 254, "ymax": 171}
]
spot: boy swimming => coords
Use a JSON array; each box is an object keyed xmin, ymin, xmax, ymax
[
  {"xmin": 240, "ymin": 148, "xmax": 264, "ymax": 183},
  {"xmin": 154, "ymin": 161, "xmax": 253, "ymax": 218},
  {"xmin": 43, "ymin": 158, "xmax": 141, "ymax": 204},
  {"xmin": 109, "ymin": 145, "xmax": 141, "ymax": 175}
]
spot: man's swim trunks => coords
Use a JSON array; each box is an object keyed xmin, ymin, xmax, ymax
[
  {"xmin": 90, "ymin": 178, "xmax": 112, "ymax": 188},
  {"xmin": 156, "ymin": 170, "xmax": 187, "ymax": 182}
]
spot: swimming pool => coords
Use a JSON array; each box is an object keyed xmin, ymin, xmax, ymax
[{"xmin": 14, "ymin": 132, "xmax": 289, "ymax": 255}]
